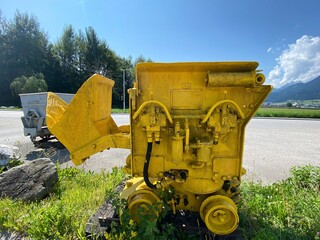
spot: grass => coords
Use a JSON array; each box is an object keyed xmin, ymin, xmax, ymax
[
  {"xmin": 0, "ymin": 106, "xmax": 20, "ymax": 110},
  {"xmin": 111, "ymin": 108, "xmax": 129, "ymax": 113},
  {"xmin": 0, "ymin": 166, "xmax": 125, "ymax": 239},
  {"xmin": 255, "ymin": 107, "xmax": 320, "ymax": 118},
  {"xmin": 0, "ymin": 165, "xmax": 319, "ymax": 239},
  {"xmin": 0, "ymin": 158, "xmax": 24, "ymax": 174},
  {"xmin": 239, "ymin": 165, "xmax": 320, "ymax": 240}
]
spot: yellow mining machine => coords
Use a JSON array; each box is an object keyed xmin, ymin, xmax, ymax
[{"xmin": 46, "ymin": 62, "xmax": 271, "ymax": 236}]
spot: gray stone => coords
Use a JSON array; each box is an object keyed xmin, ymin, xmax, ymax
[
  {"xmin": 0, "ymin": 144, "xmax": 20, "ymax": 166},
  {"xmin": 0, "ymin": 158, "xmax": 58, "ymax": 202},
  {"xmin": 0, "ymin": 230, "xmax": 27, "ymax": 240}
]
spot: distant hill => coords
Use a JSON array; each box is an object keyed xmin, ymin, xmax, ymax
[
  {"xmin": 266, "ymin": 75, "xmax": 320, "ymax": 103},
  {"xmin": 272, "ymin": 81, "xmax": 302, "ymax": 93}
]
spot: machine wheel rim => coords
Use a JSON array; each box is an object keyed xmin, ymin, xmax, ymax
[{"xmin": 200, "ymin": 195, "xmax": 239, "ymax": 235}]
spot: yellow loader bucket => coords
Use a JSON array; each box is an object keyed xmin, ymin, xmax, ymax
[{"xmin": 46, "ymin": 74, "xmax": 130, "ymax": 165}]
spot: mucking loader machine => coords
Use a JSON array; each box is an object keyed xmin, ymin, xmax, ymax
[{"xmin": 46, "ymin": 62, "xmax": 272, "ymax": 238}]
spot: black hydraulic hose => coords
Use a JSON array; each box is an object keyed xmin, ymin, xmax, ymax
[{"xmin": 143, "ymin": 142, "xmax": 157, "ymax": 189}]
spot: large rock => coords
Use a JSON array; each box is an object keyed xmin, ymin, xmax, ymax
[
  {"xmin": 0, "ymin": 230, "xmax": 27, "ymax": 240},
  {"xmin": 0, "ymin": 158, "xmax": 58, "ymax": 202}
]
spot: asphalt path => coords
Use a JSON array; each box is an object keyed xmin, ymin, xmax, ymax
[{"xmin": 1, "ymin": 110, "xmax": 319, "ymax": 184}]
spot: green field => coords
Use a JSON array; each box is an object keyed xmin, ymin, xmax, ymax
[{"xmin": 255, "ymin": 107, "xmax": 320, "ymax": 118}]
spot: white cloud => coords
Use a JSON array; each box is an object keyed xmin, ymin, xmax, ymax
[{"xmin": 267, "ymin": 35, "xmax": 320, "ymax": 88}]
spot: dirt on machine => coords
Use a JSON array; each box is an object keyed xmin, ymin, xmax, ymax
[{"xmin": 46, "ymin": 62, "xmax": 272, "ymax": 238}]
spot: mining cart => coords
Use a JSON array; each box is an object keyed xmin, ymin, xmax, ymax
[{"xmin": 46, "ymin": 62, "xmax": 272, "ymax": 238}]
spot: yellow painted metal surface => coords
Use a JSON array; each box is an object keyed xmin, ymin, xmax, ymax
[
  {"xmin": 125, "ymin": 62, "xmax": 272, "ymax": 234},
  {"xmin": 127, "ymin": 189, "xmax": 161, "ymax": 222},
  {"xmin": 47, "ymin": 62, "xmax": 272, "ymax": 235},
  {"xmin": 200, "ymin": 195, "xmax": 239, "ymax": 235},
  {"xmin": 46, "ymin": 74, "xmax": 130, "ymax": 166}
]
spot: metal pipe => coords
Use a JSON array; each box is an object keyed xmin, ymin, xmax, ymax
[{"xmin": 143, "ymin": 142, "xmax": 157, "ymax": 189}]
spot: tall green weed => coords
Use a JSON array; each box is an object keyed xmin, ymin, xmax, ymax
[{"xmin": 240, "ymin": 165, "xmax": 320, "ymax": 240}]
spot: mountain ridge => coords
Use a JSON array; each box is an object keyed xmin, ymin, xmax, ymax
[{"xmin": 266, "ymin": 75, "xmax": 320, "ymax": 103}]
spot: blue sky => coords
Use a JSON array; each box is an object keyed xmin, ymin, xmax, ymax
[{"xmin": 1, "ymin": 0, "xmax": 320, "ymax": 88}]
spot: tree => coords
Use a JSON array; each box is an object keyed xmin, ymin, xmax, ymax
[
  {"xmin": 78, "ymin": 27, "xmax": 129, "ymax": 108},
  {"xmin": 43, "ymin": 43, "xmax": 65, "ymax": 93},
  {"xmin": 0, "ymin": 10, "xmax": 6, "ymax": 44},
  {"xmin": 54, "ymin": 25, "xmax": 78, "ymax": 68},
  {"xmin": 0, "ymin": 11, "xmax": 10, "ymax": 104},
  {"xmin": 108, "ymin": 56, "xmax": 133, "ymax": 108},
  {"xmin": 0, "ymin": 10, "xmax": 148, "ymax": 108},
  {"xmin": 10, "ymin": 73, "xmax": 47, "ymax": 95},
  {"xmin": 53, "ymin": 25, "xmax": 80, "ymax": 92},
  {"xmin": 130, "ymin": 55, "xmax": 153, "ymax": 82},
  {"xmin": 83, "ymin": 27, "xmax": 103, "ymax": 73},
  {"xmin": 111, "ymin": 55, "xmax": 152, "ymax": 108},
  {"xmin": 83, "ymin": 27, "xmax": 118, "ymax": 79},
  {"xmin": 0, "ymin": 11, "xmax": 49, "ymax": 105}
]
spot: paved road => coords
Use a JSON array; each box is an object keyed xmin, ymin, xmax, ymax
[
  {"xmin": 0, "ymin": 110, "xmax": 35, "ymax": 156},
  {"xmin": 243, "ymin": 118, "xmax": 320, "ymax": 183},
  {"xmin": 1, "ymin": 110, "xmax": 319, "ymax": 184}
]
